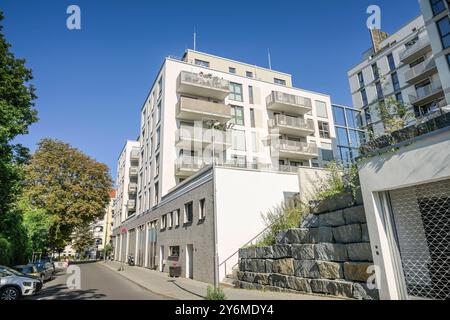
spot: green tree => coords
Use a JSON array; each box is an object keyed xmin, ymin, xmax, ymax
[
  {"xmin": 25, "ymin": 139, "xmax": 112, "ymax": 251},
  {"xmin": 0, "ymin": 11, "xmax": 38, "ymax": 264},
  {"xmin": 72, "ymin": 224, "xmax": 95, "ymax": 258},
  {"xmin": 376, "ymin": 97, "xmax": 414, "ymax": 134},
  {"xmin": 21, "ymin": 198, "xmax": 53, "ymax": 255}
]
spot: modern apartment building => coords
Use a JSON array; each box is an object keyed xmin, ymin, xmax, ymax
[
  {"xmin": 113, "ymin": 140, "xmax": 140, "ymax": 228},
  {"xmin": 112, "ymin": 50, "xmax": 337, "ymax": 283},
  {"xmin": 331, "ymin": 104, "xmax": 364, "ymax": 165},
  {"xmin": 348, "ymin": 14, "xmax": 449, "ymax": 139}
]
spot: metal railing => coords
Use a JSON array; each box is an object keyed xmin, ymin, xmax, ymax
[
  {"xmin": 128, "ymin": 183, "xmax": 138, "ymax": 194},
  {"xmin": 130, "ymin": 148, "xmax": 140, "ymax": 161},
  {"xmin": 405, "ymin": 58, "xmax": 436, "ymax": 82},
  {"xmin": 266, "ymin": 91, "xmax": 312, "ymax": 109},
  {"xmin": 400, "ymin": 38, "xmax": 430, "ymax": 61},
  {"xmin": 273, "ymin": 114, "xmax": 314, "ymax": 130},
  {"xmin": 179, "ymin": 70, "xmax": 230, "ymax": 92},
  {"xmin": 409, "ymin": 82, "xmax": 443, "ymax": 104},
  {"xmin": 278, "ymin": 140, "xmax": 318, "ymax": 154},
  {"xmin": 175, "ymin": 156, "xmax": 206, "ymax": 172},
  {"xmin": 129, "ymin": 167, "xmax": 138, "ymax": 176}
]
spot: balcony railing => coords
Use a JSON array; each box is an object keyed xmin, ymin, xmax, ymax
[
  {"xmin": 405, "ymin": 58, "xmax": 437, "ymax": 83},
  {"xmin": 130, "ymin": 148, "xmax": 140, "ymax": 161},
  {"xmin": 128, "ymin": 183, "xmax": 137, "ymax": 194},
  {"xmin": 400, "ymin": 38, "xmax": 431, "ymax": 62},
  {"xmin": 175, "ymin": 156, "xmax": 206, "ymax": 173},
  {"xmin": 278, "ymin": 140, "xmax": 318, "ymax": 155},
  {"xmin": 409, "ymin": 82, "xmax": 443, "ymax": 105},
  {"xmin": 177, "ymin": 96, "xmax": 231, "ymax": 123},
  {"xmin": 266, "ymin": 91, "xmax": 312, "ymax": 114},
  {"xmin": 178, "ymin": 71, "xmax": 230, "ymax": 99},
  {"xmin": 129, "ymin": 167, "xmax": 138, "ymax": 177},
  {"xmin": 127, "ymin": 200, "xmax": 136, "ymax": 210},
  {"xmin": 272, "ymin": 114, "xmax": 315, "ymax": 131}
]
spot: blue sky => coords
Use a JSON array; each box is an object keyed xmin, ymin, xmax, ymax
[{"xmin": 2, "ymin": 0, "xmax": 419, "ymax": 176}]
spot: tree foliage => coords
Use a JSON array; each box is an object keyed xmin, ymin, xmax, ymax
[
  {"xmin": 21, "ymin": 198, "xmax": 53, "ymax": 254},
  {"xmin": 72, "ymin": 224, "xmax": 95, "ymax": 257},
  {"xmin": 376, "ymin": 97, "xmax": 414, "ymax": 134},
  {"xmin": 25, "ymin": 139, "xmax": 112, "ymax": 251}
]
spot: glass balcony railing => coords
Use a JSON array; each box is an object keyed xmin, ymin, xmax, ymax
[
  {"xmin": 273, "ymin": 114, "xmax": 315, "ymax": 131},
  {"xmin": 409, "ymin": 82, "xmax": 443, "ymax": 104},
  {"xmin": 179, "ymin": 71, "xmax": 230, "ymax": 92},
  {"xmin": 128, "ymin": 183, "xmax": 137, "ymax": 194},
  {"xmin": 278, "ymin": 140, "xmax": 318, "ymax": 155},
  {"xmin": 404, "ymin": 58, "xmax": 436, "ymax": 83},
  {"xmin": 266, "ymin": 91, "xmax": 312, "ymax": 109},
  {"xmin": 400, "ymin": 38, "xmax": 431, "ymax": 61}
]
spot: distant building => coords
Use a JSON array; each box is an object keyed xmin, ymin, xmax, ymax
[{"xmin": 331, "ymin": 104, "xmax": 365, "ymax": 165}]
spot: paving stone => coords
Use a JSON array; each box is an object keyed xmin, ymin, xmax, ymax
[
  {"xmin": 333, "ymin": 224, "xmax": 362, "ymax": 243},
  {"xmin": 344, "ymin": 262, "xmax": 373, "ymax": 282},
  {"xmin": 318, "ymin": 210, "xmax": 346, "ymax": 227},
  {"xmin": 353, "ymin": 282, "xmax": 379, "ymax": 300},
  {"xmin": 343, "ymin": 206, "xmax": 366, "ymax": 224},
  {"xmin": 255, "ymin": 246, "xmax": 273, "ymax": 259},
  {"xmin": 269, "ymin": 274, "xmax": 289, "ymax": 288},
  {"xmin": 291, "ymin": 244, "xmax": 315, "ymax": 260},
  {"xmin": 309, "ymin": 227, "xmax": 333, "ymax": 243},
  {"xmin": 310, "ymin": 279, "xmax": 353, "ymax": 298},
  {"xmin": 287, "ymin": 276, "xmax": 312, "ymax": 292},
  {"xmin": 361, "ymin": 223, "xmax": 370, "ymax": 242},
  {"xmin": 316, "ymin": 261, "xmax": 343, "ymax": 279},
  {"xmin": 314, "ymin": 243, "xmax": 348, "ymax": 262},
  {"xmin": 300, "ymin": 214, "xmax": 320, "ymax": 228},
  {"xmin": 265, "ymin": 259, "xmax": 273, "ymax": 274},
  {"xmin": 272, "ymin": 245, "xmax": 292, "ymax": 259},
  {"xmin": 346, "ymin": 243, "xmax": 373, "ymax": 262},
  {"xmin": 293, "ymin": 260, "xmax": 320, "ymax": 278},
  {"xmin": 253, "ymin": 273, "xmax": 270, "ymax": 285},
  {"xmin": 272, "ymin": 258, "xmax": 294, "ymax": 275}
]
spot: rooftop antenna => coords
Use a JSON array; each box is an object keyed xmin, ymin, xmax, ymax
[
  {"xmin": 193, "ymin": 27, "xmax": 197, "ymax": 51},
  {"xmin": 267, "ymin": 48, "xmax": 272, "ymax": 70}
]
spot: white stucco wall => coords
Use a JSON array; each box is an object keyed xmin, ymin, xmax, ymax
[
  {"xmin": 358, "ymin": 129, "xmax": 450, "ymax": 299},
  {"xmin": 214, "ymin": 167, "xmax": 300, "ymax": 280}
]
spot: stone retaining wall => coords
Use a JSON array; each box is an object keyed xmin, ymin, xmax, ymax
[{"xmin": 236, "ymin": 199, "xmax": 379, "ymax": 300}]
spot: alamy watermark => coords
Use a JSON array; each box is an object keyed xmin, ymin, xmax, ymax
[
  {"xmin": 66, "ymin": 5, "xmax": 81, "ymax": 30},
  {"xmin": 66, "ymin": 265, "xmax": 81, "ymax": 290},
  {"xmin": 367, "ymin": 5, "xmax": 381, "ymax": 30}
]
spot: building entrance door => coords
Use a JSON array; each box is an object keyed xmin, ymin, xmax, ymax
[
  {"xmin": 136, "ymin": 225, "xmax": 145, "ymax": 267},
  {"xmin": 388, "ymin": 179, "xmax": 450, "ymax": 300},
  {"xmin": 147, "ymin": 221, "xmax": 157, "ymax": 269}
]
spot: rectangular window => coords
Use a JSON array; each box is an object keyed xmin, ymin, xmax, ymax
[
  {"xmin": 160, "ymin": 214, "xmax": 167, "ymax": 230},
  {"xmin": 315, "ymin": 101, "xmax": 328, "ymax": 118},
  {"xmin": 437, "ymin": 16, "xmax": 450, "ymax": 49},
  {"xmin": 229, "ymin": 67, "xmax": 236, "ymax": 74},
  {"xmin": 274, "ymin": 78, "xmax": 286, "ymax": 85},
  {"xmin": 199, "ymin": 199, "xmax": 206, "ymax": 220},
  {"xmin": 336, "ymin": 127, "xmax": 350, "ymax": 147},
  {"xmin": 364, "ymin": 107, "xmax": 372, "ymax": 124},
  {"xmin": 184, "ymin": 202, "xmax": 193, "ymax": 224},
  {"xmin": 357, "ymin": 72, "xmax": 364, "ymax": 88},
  {"xmin": 194, "ymin": 59, "xmax": 210, "ymax": 68},
  {"xmin": 395, "ymin": 92, "xmax": 404, "ymax": 103},
  {"xmin": 154, "ymin": 182, "xmax": 159, "ymax": 206},
  {"xmin": 230, "ymin": 105, "xmax": 245, "ymax": 125},
  {"xmin": 167, "ymin": 212, "xmax": 173, "ymax": 228},
  {"xmin": 431, "ymin": 0, "xmax": 446, "ymax": 16},
  {"xmin": 155, "ymin": 154, "xmax": 160, "ymax": 178},
  {"xmin": 157, "ymin": 77, "xmax": 163, "ymax": 98},
  {"xmin": 346, "ymin": 109, "xmax": 357, "ymax": 128},
  {"xmin": 372, "ymin": 63, "xmax": 379, "ymax": 80},
  {"xmin": 246, "ymin": 71, "xmax": 253, "ymax": 78},
  {"xmin": 156, "ymin": 102, "xmax": 161, "ymax": 124},
  {"xmin": 232, "ymin": 129, "xmax": 246, "ymax": 151},
  {"xmin": 174, "ymin": 209, "xmax": 180, "ymax": 227},
  {"xmin": 318, "ymin": 121, "xmax": 330, "ymax": 139},
  {"xmin": 169, "ymin": 246, "xmax": 179, "ymax": 257},
  {"xmin": 387, "ymin": 53, "xmax": 396, "ymax": 71},
  {"xmin": 156, "ymin": 128, "xmax": 161, "ymax": 149},
  {"xmin": 248, "ymin": 86, "xmax": 254, "ymax": 104},
  {"xmin": 332, "ymin": 106, "xmax": 346, "ymax": 126},
  {"xmin": 375, "ymin": 81, "xmax": 384, "ymax": 100},
  {"xmin": 361, "ymin": 89, "xmax": 368, "ymax": 106},
  {"xmin": 391, "ymin": 72, "xmax": 400, "ymax": 92},
  {"xmin": 348, "ymin": 129, "xmax": 363, "ymax": 148},
  {"xmin": 321, "ymin": 149, "xmax": 334, "ymax": 162},
  {"xmin": 229, "ymin": 82, "xmax": 243, "ymax": 102},
  {"xmin": 251, "ymin": 132, "xmax": 258, "ymax": 152},
  {"xmin": 250, "ymin": 108, "xmax": 256, "ymax": 127}
]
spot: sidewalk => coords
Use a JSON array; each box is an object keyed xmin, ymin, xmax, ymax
[{"xmin": 100, "ymin": 260, "xmax": 340, "ymax": 300}]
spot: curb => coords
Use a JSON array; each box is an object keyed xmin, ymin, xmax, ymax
[{"xmin": 99, "ymin": 262, "xmax": 178, "ymax": 300}]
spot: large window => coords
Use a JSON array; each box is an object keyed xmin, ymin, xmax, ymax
[
  {"xmin": 332, "ymin": 106, "xmax": 346, "ymax": 126},
  {"xmin": 387, "ymin": 53, "xmax": 396, "ymax": 71},
  {"xmin": 437, "ymin": 16, "xmax": 450, "ymax": 49},
  {"xmin": 274, "ymin": 78, "xmax": 286, "ymax": 85},
  {"xmin": 430, "ymin": 0, "xmax": 446, "ymax": 16},
  {"xmin": 229, "ymin": 82, "xmax": 243, "ymax": 102},
  {"xmin": 375, "ymin": 81, "xmax": 384, "ymax": 100},
  {"xmin": 230, "ymin": 105, "xmax": 244, "ymax": 125},
  {"xmin": 336, "ymin": 127, "xmax": 349, "ymax": 147},
  {"xmin": 315, "ymin": 101, "xmax": 328, "ymax": 118},
  {"xmin": 372, "ymin": 63, "xmax": 380, "ymax": 80},
  {"xmin": 194, "ymin": 59, "xmax": 210, "ymax": 68},
  {"xmin": 318, "ymin": 121, "xmax": 330, "ymax": 139},
  {"xmin": 248, "ymin": 86, "xmax": 254, "ymax": 104},
  {"xmin": 321, "ymin": 148, "xmax": 334, "ymax": 162},
  {"xmin": 232, "ymin": 129, "xmax": 246, "ymax": 151},
  {"xmin": 184, "ymin": 202, "xmax": 193, "ymax": 224},
  {"xmin": 199, "ymin": 199, "xmax": 206, "ymax": 220},
  {"xmin": 250, "ymin": 108, "xmax": 256, "ymax": 128},
  {"xmin": 392, "ymin": 72, "xmax": 400, "ymax": 92},
  {"xmin": 229, "ymin": 67, "xmax": 236, "ymax": 74},
  {"xmin": 346, "ymin": 109, "xmax": 358, "ymax": 128},
  {"xmin": 357, "ymin": 72, "xmax": 364, "ymax": 88},
  {"xmin": 246, "ymin": 71, "xmax": 253, "ymax": 78},
  {"xmin": 361, "ymin": 89, "xmax": 368, "ymax": 106}
]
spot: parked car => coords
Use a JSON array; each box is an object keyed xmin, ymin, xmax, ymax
[
  {"xmin": 31, "ymin": 262, "xmax": 53, "ymax": 281},
  {"xmin": 13, "ymin": 264, "xmax": 46, "ymax": 284},
  {"xmin": 0, "ymin": 266, "xmax": 41, "ymax": 300},
  {"xmin": 35, "ymin": 258, "xmax": 56, "ymax": 274}
]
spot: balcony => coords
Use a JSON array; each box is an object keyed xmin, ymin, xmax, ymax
[
  {"xmin": 266, "ymin": 91, "xmax": 312, "ymax": 115},
  {"xmin": 177, "ymin": 96, "xmax": 231, "ymax": 124},
  {"xmin": 269, "ymin": 115, "xmax": 315, "ymax": 136},
  {"xmin": 175, "ymin": 156, "xmax": 206, "ymax": 177},
  {"xmin": 129, "ymin": 167, "xmax": 138, "ymax": 177},
  {"xmin": 409, "ymin": 82, "xmax": 444, "ymax": 106},
  {"xmin": 177, "ymin": 71, "xmax": 230, "ymax": 100},
  {"xmin": 400, "ymin": 38, "xmax": 432, "ymax": 64},
  {"xmin": 130, "ymin": 148, "xmax": 140, "ymax": 162},
  {"xmin": 127, "ymin": 200, "xmax": 136, "ymax": 210},
  {"xmin": 128, "ymin": 183, "xmax": 138, "ymax": 194},
  {"xmin": 175, "ymin": 126, "xmax": 231, "ymax": 149},
  {"xmin": 275, "ymin": 140, "xmax": 318, "ymax": 160},
  {"xmin": 405, "ymin": 58, "xmax": 437, "ymax": 84}
]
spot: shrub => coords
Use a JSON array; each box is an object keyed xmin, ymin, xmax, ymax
[
  {"xmin": 0, "ymin": 237, "xmax": 12, "ymax": 265},
  {"xmin": 206, "ymin": 285, "xmax": 227, "ymax": 300},
  {"xmin": 313, "ymin": 161, "xmax": 345, "ymax": 201}
]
